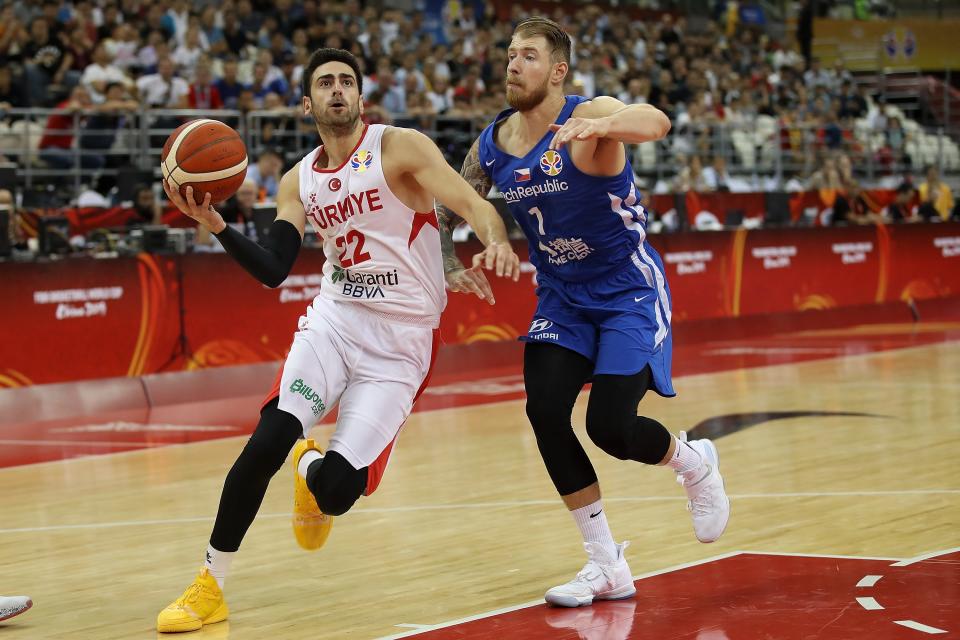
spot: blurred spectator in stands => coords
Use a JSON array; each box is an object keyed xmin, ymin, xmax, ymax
[
  {"xmin": 918, "ymin": 165, "xmax": 955, "ymax": 221},
  {"xmin": 404, "ymin": 85, "xmax": 437, "ymax": 128},
  {"xmin": 884, "ymin": 183, "xmax": 915, "ymax": 223},
  {"xmin": 618, "ymin": 75, "xmax": 650, "ymax": 105},
  {"xmin": 138, "ymin": 31, "xmax": 171, "ymax": 74},
  {"xmin": 803, "ymin": 58, "xmax": 831, "ymax": 91},
  {"xmin": 79, "ymin": 82, "xmax": 139, "ymax": 161},
  {"xmin": 882, "ymin": 116, "xmax": 909, "ymax": 170},
  {"xmin": 38, "ymin": 86, "xmax": 104, "ymax": 169},
  {"xmin": 197, "ymin": 178, "xmax": 258, "ymax": 248},
  {"xmin": 66, "ymin": 24, "xmax": 95, "ymax": 77},
  {"xmin": 127, "ymin": 184, "xmax": 163, "ymax": 226},
  {"xmin": 77, "ymin": 174, "xmax": 113, "ymax": 207},
  {"xmin": 0, "ymin": 186, "xmax": 24, "ymax": 250},
  {"xmin": 199, "ymin": 7, "xmax": 225, "ymax": 57},
  {"xmin": 137, "ymin": 57, "xmax": 189, "ymax": 108},
  {"xmin": 251, "ymin": 61, "xmax": 289, "ymax": 109},
  {"xmin": 702, "ymin": 156, "xmax": 751, "ymax": 193},
  {"xmin": 0, "ymin": 64, "xmax": 27, "ymax": 113},
  {"xmin": 24, "ymin": 17, "xmax": 73, "ymax": 106},
  {"xmin": 245, "ymin": 149, "xmax": 283, "ymax": 200},
  {"xmin": 674, "ymin": 155, "xmax": 710, "ymax": 193},
  {"xmin": 166, "ymin": 0, "xmax": 191, "ymax": 43},
  {"xmin": 172, "ymin": 25, "xmax": 208, "ymax": 78},
  {"xmin": 214, "ymin": 55, "xmax": 247, "ymax": 110},
  {"xmin": 104, "ymin": 23, "xmax": 142, "ymax": 73},
  {"xmin": 82, "ymin": 41, "xmax": 130, "ymax": 104},
  {"xmin": 188, "ymin": 62, "xmax": 223, "ymax": 110},
  {"xmin": 427, "ymin": 76, "xmax": 453, "ymax": 115},
  {"xmin": 220, "ymin": 11, "xmax": 251, "ymax": 57},
  {"xmin": 832, "ymin": 180, "xmax": 878, "ymax": 225},
  {"xmin": 837, "ymin": 80, "xmax": 866, "ymax": 119},
  {"xmin": 446, "ymin": 92, "xmax": 477, "ymax": 118},
  {"xmin": 0, "ymin": 6, "xmax": 27, "ymax": 60}
]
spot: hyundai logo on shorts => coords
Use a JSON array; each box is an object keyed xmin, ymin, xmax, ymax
[{"xmin": 529, "ymin": 318, "xmax": 554, "ymax": 332}]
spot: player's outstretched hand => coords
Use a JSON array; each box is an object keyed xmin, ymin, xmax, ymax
[
  {"xmin": 446, "ymin": 265, "xmax": 495, "ymax": 305},
  {"xmin": 472, "ymin": 241, "xmax": 520, "ymax": 282},
  {"xmin": 162, "ymin": 180, "xmax": 226, "ymax": 233},
  {"xmin": 548, "ymin": 117, "xmax": 610, "ymax": 150}
]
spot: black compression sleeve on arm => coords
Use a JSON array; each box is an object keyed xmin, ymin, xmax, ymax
[{"xmin": 214, "ymin": 219, "xmax": 302, "ymax": 288}]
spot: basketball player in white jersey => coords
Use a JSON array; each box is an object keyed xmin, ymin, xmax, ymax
[{"xmin": 156, "ymin": 48, "xmax": 519, "ymax": 633}]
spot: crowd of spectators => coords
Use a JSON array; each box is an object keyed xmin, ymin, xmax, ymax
[{"xmin": 0, "ymin": 0, "xmax": 956, "ymax": 228}]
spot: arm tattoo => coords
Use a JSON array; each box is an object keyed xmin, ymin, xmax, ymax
[{"xmin": 436, "ymin": 138, "xmax": 493, "ymax": 274}]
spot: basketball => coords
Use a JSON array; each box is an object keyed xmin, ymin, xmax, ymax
[{"xmin": 160, "ymin": 119, "xmax": 248, "ymax": 206}]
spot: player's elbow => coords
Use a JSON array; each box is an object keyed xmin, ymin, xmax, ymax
[{"xmin": 651, "ymin": 112, "xmax": 671, "ymax": 140}]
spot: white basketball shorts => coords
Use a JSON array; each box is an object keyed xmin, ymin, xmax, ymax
[{"xmin": 262, "ymin": 296, "xmax": 438, "ymax": 494}]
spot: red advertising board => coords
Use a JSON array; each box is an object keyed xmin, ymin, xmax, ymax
[{"xmin": 2, "ymin": 223, "xmax": 958, "ymax": 387}]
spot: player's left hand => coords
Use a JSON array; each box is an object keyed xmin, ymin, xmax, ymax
[
  {"xmin": 472, "ymin": 241, "xmax": 521, "ymax": 281},
  {"xmin": 548, "ymin": 117, "xmax": 610, "ymax": 150}
]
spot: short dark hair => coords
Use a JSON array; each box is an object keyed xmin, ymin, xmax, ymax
[
  {"xmin": 301, "ymin": 48, "xmax": 363, "ymax": 101},
  {"xmin": 514, "ymin": 17, "xmax": 572, "ymax": 64}
]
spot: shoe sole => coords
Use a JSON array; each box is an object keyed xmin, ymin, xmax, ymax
[
  {"xmin": 692, "ymin": 438, "xmax": 730, "ymax": 544},
  {"xmin": 157, "ymin": 601, "xmax": 228, "ymax": 633},
  {"xmin": 0, "ymin": 599, "xmax": 32, "ymax": 622},
  {"xmin": 545, "ymin": 584, "xmax": 637, "ymax": 608}
]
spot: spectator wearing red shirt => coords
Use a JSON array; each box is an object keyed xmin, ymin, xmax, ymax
[{"xmin": 188, "ymin": 63, "xmax": 223, "ymax": 110}]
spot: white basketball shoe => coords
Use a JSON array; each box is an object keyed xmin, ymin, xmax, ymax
[
  {"xmin": 545, "ymin": 542, "xmax": 636, "ymax": 607},
  {"xmin": 677, "ymin": 432, "xmax": 730, "ymax": 543},
  {"xmin": 0, "ymin": 595, "xmax": 32, "ymax": 622}
]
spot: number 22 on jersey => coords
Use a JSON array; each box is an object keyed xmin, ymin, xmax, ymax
[{"xmin": 335, "ymin": 230, "xmax": 371, "ymax": 268}]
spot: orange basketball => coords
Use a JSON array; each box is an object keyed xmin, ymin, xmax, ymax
[{"xmin": 160, "ymin": 119, "xmax": 248, "ymax": 205}]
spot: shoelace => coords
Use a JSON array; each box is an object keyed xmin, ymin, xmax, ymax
[
  {"xmin": 176, "ymin": 581, "xmax": 205, "ymax": 607},
  {"xmin": 679, "ymin": 466, "xmax": 716, "ymax": 516}
]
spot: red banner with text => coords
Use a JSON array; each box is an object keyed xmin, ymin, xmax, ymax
[{"xmin": 2, "ymin": 223, "xmax": 958, "ymax": 387}]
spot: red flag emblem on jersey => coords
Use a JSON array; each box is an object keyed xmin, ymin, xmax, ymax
[{"xmin": 514, "ymin": 168, "xmax": 531, "ymax": 182}]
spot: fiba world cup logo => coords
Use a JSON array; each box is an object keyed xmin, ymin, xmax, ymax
[
  {"xmin": 351, "ymin": 150, "xmax": 373, "ymax": 173},
  {"xmin": 540, "ymin": 150, "xmax": 563, "ymax": 176}
]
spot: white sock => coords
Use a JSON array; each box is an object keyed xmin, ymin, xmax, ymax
[
  {"xmin": 571, "ymin": 500, "xmax": 618, "ymax": 560},
  {"xmin": 204, "ymin": 544, "xmax": 234, "ymax": 589},
  {"xmin": 667, "ymin": 437, "xmax": 704, "ymax": 478},
  {"xmin": 297, "ymin": 449, "xmax": 323, "ymax": 479}
]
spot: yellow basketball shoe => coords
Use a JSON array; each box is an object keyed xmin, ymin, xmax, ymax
[
  {"xmin": 157, "ymin": 568, "xmax": 228, "ymax": 633},
  {"xmin": 292, "ymin": 438, "xmax": 333, "ymax": 550}
]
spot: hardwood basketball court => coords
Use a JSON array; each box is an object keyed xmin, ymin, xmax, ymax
[{"xmin": 1, "ymin": 312, "xmax": 958, "ymax": 639}]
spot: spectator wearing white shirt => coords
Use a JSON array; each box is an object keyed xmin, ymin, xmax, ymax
[
  {"xmin": 427, "ymin": 76, "xmax": 453, "ymax": 114},
  {"xmin": 82, "ymin": 42, "xmax": 131, "ymax": 103},
  {"xmin": 171, "ymin": 26, "xmax": 208, "ymax": 77},
  {"xmin": 136, "ymin": 57, "xmax": 189, "ymax": 108}
]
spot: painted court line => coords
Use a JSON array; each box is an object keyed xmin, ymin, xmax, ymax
[
  {"xmin": 856, "ymin": 575, "xmax": 883, "ymax": 587},
  {"xmin": 893, "ymin": 620, "xmax": 948, "ymax": 634},
  {"xmin": 890, "ymin": 546, "xmax": 960, "ymax": 567},
  {"xmin": 856, "ymin": 596, "xmax": 884, "ymax": 611},
  {"xmin": 2, "ymin": 494, "xmax": 958, "ymax": 535},
  {"xmin": 376, "ymin": 552, "xmax": 743, "ymax": 640}
]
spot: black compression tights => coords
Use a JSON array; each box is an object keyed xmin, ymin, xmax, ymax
[
  {"xmin": 523, "ymin": 342, "xmax": 673, "ymax": 497},
  {"xmin": 209, "ymin": 398, "xmax": 367, "ymax": 552}
]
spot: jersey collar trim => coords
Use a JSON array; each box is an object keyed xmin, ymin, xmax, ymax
[{"xmin": 312, "ymin": 123, "xmax": 370, "ymax": 174}]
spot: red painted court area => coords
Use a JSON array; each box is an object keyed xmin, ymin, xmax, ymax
[
  {"xmin": 1, "ymin": 298, "xmax": 959, "ymax": 468},
  {"xmin": 396, "ymin": 549, "xmax": 960, "ymax": 639}
]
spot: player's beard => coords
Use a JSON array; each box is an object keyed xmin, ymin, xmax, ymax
[
  {"xmin": 312, "ymin": 98, "xmax": 361, "ymax": 137},
  {"xmin": 506, "ymin": 75, "xmax": 550, "ymax": 112}
]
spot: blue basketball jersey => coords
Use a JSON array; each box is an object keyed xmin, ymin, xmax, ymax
[
  {"xmin": 478, "ymin": 95, "xmax": 649, "ymax": 283},
  {"xmin": 478, "ymin": 96, "xmax": 675, "ymax": 395}
]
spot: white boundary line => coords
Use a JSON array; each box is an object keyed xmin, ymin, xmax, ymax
[
  {"xmin": 376, "ymin": 551, "xmax": 744, "ymax": 640},
  {"xmin": 890, "ymin": 546, "xmax": 960, "ymax": 567},
  {"xmin": 893, "ymin": 620, "xmax": 948, "ymax": 634},
  {"xmin": 856, "ymin": 596, "xmax": 884, "ymax": 610},
  {"xmin": 2, "ymin": 493, "xmax": 958, "ymax": 536},
  {"xmin": 856, "ymin": 575, "xmax": 883, "ymax": 587},
  {"xmin": 376, "ymin": 546, "xmax": 960, "ymax": 639}
]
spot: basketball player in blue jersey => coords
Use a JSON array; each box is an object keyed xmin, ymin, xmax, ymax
[{"xmin": 437, "ymin": 17, "xmax": 730, "ymax": 607}]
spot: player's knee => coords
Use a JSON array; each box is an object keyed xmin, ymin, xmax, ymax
[
  {"xmin": 525, "ymin": 394, "xmax": 568, "ymax": 436},
  {"xmin": 234, "ymin": 406, "xmax": 302, "ymax": 478},
  {"xmin": 305, "ymin": 451, "xmax": 366, "ymax": 516},
  {"xmin": 585, "ymin": 418, "xmax": 631, "ymax": 460}
]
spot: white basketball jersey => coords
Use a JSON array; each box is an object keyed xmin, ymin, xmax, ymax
[{"xmin": 298, "ymin": 124, "xmax": 447, "ymax": 327}]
